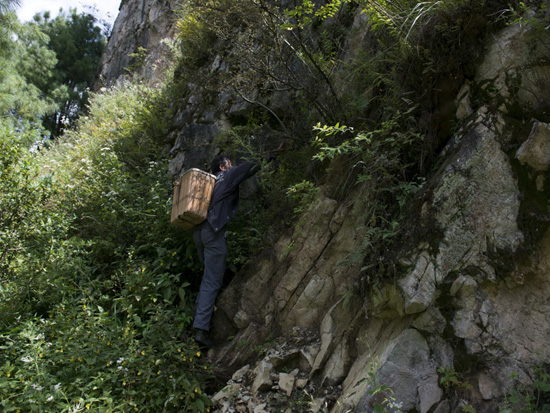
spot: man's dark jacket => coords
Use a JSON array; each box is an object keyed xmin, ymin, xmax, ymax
[{"xmin": 206, "ymin": 161, "xmax": 259, "ymax": 232}]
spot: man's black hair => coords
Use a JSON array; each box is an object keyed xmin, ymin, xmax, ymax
[{"xmin": 211, "ymin": 153, "xmax": 230, "ymax": 174}]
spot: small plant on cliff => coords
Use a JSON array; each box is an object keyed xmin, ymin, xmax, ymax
[
  {"xmin": 362, "ymin": 368, "xmax": 402, "ymax": 413},
  {"xmin": 356, "ymin": 358, "xmax": 403, "ymax": 412},
  {"xmin": 437, "ymin": 366, "xmax": 473, "ymax": 391},
  {"xmin": 311, "ymin": 109, "xmax": 425, "ymax": 283},
  {"xmin": 125, "ymin": 46, "xmax": 149, "ymax": 73},
  {"xmin": 500, "ymin": 367, "xmax": 550, "ymax": 412},
  {"xmin": 437, "ymin": 367, "xmax": 476, "ymax": 413},
  {"xmin": 369, "ymin": 384, "xmax": 403, "ymax": 413},
  {"xmin": 286, "ymin": 180, "xmax": 319, "ymax": 215}
]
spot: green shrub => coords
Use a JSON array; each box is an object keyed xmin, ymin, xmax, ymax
[
  {"xmin": 501, "ymin": 368, "xmax": 550, "ymax": 413},
  {"xmin": 310, "ymin": 109, "xmax": 425, "ymax": 281},
  {"xmin": 0, "ymin": 128, "xmax": 75, "ymax": 325},
  {"xmin": 0, "ymin": 307, "xmax": 210, "ymax": 411},
  {"xmin": 0, "ymin": 82, "xmax": 211, "ymax": 411}
]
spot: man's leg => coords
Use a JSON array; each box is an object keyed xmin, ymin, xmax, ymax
[
  {"xmin": 192, "ymin": 224, "xmax": 205, "ymax": 265},
  {"xmin": 193, "ymin": 223, "xmax": 227, "ymax": 333},
  {"xmin": 192, "ymin": 224, "xmax": 205, "ymax": 321}
]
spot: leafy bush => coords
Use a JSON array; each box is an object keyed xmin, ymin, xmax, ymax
[
  {"xmin": 0, "ymin": 82, "xmax": 211, "ymax": 411},
  {"xmin": 310, "ymin": 106, "xmax": 425, "ymax": 283},
  {"xmin": 501, "ymin": 367, "xmax": 550, "ymax": 413},
  {"xmin": 0, "ymin": 309, "xmax": 210, "ymax": 412},
  {"xmin": 0, "ymin": 128, "xmax": 75, "ymax": 325}
]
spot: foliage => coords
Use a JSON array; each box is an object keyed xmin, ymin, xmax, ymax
[
  {"xmin": 174, "ymin": 0, "xmax": 354, "ymax": 132},
  {"xmin": 360, "ymin": 358, "xmax": 403, "ymax": 413},
  {"xmin": 3, "ymin": 0, "xmax": 548, "ymax": 410},
  {"xmin": 436, "ymin": 367, "xmax": 478, "ymax": 412},
  {"xmin": 0, "ymin": 82, "xmax": 211, "ymax": 411},
  {"xmin": 311, "ymin": 107, "xmax": 425, "ymax": 281},
  {"xmin": 209, "ymin": 118, "xmax": 316, "ymax": 271},
  {"xmin": 0, "ymin": 5, "xmax": 105, "ymax": 141},
  {"xmin": 500, "ymin": 368, "xmax": 550, "ymax": 412},
  {"xmin": 0, "ymin": 10, "xmax": 58, "ymax": 139},
  {"xmin": 282, "ymin": 0, "xmax": 344, "ymax": 29},
  {"xmin": 287, "ymin": 0, "xmax": 530, "ymax": 288},
  {"xmin": 369, "ymin": 384, "xmax": 402, "ymax": 413},
  {"xmin": 173, "ymin": 0, "xmax": 542, "ymax": 307},
  {"xmin": 506, "ymin": 1, "xmax": 550, "ymax": 33},
  {"xmin": 126, "ymin": 46, "xmax": 149, "ymax": 73},
  {"xmin": 437, "ymin": 366, "xmax": 473, "ymax": 391},
  {"xmin": 220, "ymin": 146, "xmax": 317, "ymax": 272},
  {"xmin": 0, "ymin": 0, "xmax": 20, "ymax": 40},
  {"xmin": 0, "ymin": 129, "xmax": 69, "ymax": 324},
  {"xmin": 339, "ymin": 0, "xmax": 520, "ymax": 165},
  {"xmin": 360, "ymin": 0, "xmax": 468, "ymax": 40},
  {"xmin": 0, "ymin": 310, "xmax": 210, "ymax": 412},
  {"xmin": 31, "ymin": 9, "xmax": 106, "ymax": 137},
  {"xmin": 286, "ymin": 180, "xmax": 319, "ymax": 215},
  {"xmin": 175, "ymin": 6, "xmax": 217, "ymax": 71}
]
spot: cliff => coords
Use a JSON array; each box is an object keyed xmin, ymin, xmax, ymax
[
  {"xmin": 99, "ymin": 1, "xmax": 550, "ymax": 412},
  {"xmin": 94, "ymin": 0, "xmax": 177, "ymax": 89}
]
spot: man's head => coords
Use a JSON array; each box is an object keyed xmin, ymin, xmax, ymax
[{"xmin": 211, "ymin": 154, "xmax": 233, "ymax": 174}]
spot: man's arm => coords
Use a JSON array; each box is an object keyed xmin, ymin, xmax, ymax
[{"xmin": 218, "ymin": 161, "xmax": 259, "ymax": 195}]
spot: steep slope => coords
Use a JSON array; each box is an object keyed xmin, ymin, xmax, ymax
[
  {"xmin": 98, "ymin": 1, "xmax": 550, "ymax": 412},
  {"xmin": 208, "ymin": 23, "xmax": 550, "ymax": 412}
]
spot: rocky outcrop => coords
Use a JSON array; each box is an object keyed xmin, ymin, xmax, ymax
[
  {"xmin": 400, "ymin": 107, "xmax": 523, "ymax": 317},
  {"xmin": 206, "ymin": 23, "xmax": 550, "ymax": 413},
  {"xmin": 94, "ymin": 0, "xmax": 177, "ymax": 89}
]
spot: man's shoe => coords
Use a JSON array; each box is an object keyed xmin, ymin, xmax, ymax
[{"xmin": 194, "ymin": 329, "xmax": 213, "ymax": 349}]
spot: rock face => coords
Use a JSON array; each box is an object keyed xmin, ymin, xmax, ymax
[
  {"xmin": 97, "ymin": 2, "xmax": 550, "ymax": 411},
  {"xmin": 400, "ymin": 108, "xmax": 523, "ymax": 317},
  {"xmin": 94, "ymin": 0, "xmax": 177, "ymax": 89},
  {"xmin": 206, "ymin": 23, "xmax": 550, "ymax": 413}
]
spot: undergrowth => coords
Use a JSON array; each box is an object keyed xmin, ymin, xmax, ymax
[{"xmin": 0, "ymin": 83, "xmax": 211, "ymax": 411}]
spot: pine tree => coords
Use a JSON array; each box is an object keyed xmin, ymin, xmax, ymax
[
  {"xmin": 32, "ymin": 9, "xmax": 106, "ymax": 137},
  {"xmin": 0, "ymin": 0, "xmax": 57, "ymax": 142}
]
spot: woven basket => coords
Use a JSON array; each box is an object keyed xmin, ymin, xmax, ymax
[{"xmin": 171, "ymin": 168, "xmax": 216, "ymax": 230}]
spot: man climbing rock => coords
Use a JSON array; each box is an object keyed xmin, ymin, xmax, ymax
[{"xmin": 192, "ymin": 153, "xmax": 261, "ymax": 348}]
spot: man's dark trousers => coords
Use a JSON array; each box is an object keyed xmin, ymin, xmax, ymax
[{"xmin": 192, "ymin": 221, "xmax": 227, "ymax": 332}]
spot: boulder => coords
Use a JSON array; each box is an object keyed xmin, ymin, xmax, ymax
[
  {"xmin": 212, "ymin": 383, "xmax": 241, "ymax": 404},
  {"xmin": 278, "ymin": 372, "xmax": 295, "ymax": 396},
  {"xmin": 355, "ymin": 329, "xmax": 442, "ymax": 413},
  {"xmin": 412, "ymin": 307, "xmax": 447, "ymax": 335},
  {"xmin": 516, "ymin": 121, "xmax": 550, "ymax": 172},
  {"xmin": 251, "ymin": 361, "xmax": 273, "ymax": 393}
]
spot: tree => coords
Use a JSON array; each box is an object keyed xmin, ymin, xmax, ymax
[
  {"xmin": 0, "ymin": 0, "xmax": 20, "ymax": 28},
  {"xmin": 33, "ymin": 9, "xmax": 106, "ymax": 137},
  {"xmin": 177, "ymin": 0, "xmax": 352, "ymax": 135},
  {"xmin": 0, "ymin": 0, "xmax": 58, "ymax": 142}
]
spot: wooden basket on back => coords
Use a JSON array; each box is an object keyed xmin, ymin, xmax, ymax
[{"xmin": 171, "ymin": 168, "xmax": 216, "ymax": 230}]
